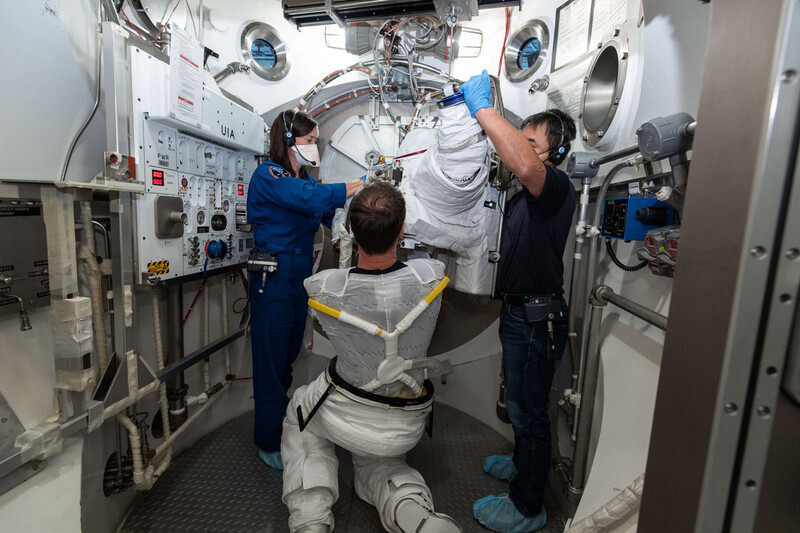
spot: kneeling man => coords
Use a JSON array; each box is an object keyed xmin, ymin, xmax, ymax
[{"xmin": 281, "ymin": 181, "xmax": 461, "ymax": 533}]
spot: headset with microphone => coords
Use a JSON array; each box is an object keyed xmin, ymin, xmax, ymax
[
  {"xmin": 543, "ymin": 111, "xmax": 570, "ymax": 166},
  {"xmin": 282, "ymin": 110, "xmax": 296, "ymax": 147}
]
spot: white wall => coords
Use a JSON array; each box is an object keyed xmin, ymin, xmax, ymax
[
  {"xmin": 0, "ymin": 0, "xmax": 106, "ymax": 182},
  {"xmin": 570, "ymin": 0, "xmax": 710, "ymax": 528}
]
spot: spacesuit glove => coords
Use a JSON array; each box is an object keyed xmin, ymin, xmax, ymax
[{"xmin": 461, "ymin": 70, "xmax": 492, "ymax": 117}]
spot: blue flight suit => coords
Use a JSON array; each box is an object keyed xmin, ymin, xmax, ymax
[{"xmin": 247, "ymin": 160, "xmax": 346, "ymax": 453}]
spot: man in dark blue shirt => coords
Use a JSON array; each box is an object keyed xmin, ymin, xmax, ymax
[{"xmin": 462, "ymin": 70, "xmax": 576, "ymax": 533}]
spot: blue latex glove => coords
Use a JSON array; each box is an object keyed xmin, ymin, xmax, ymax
[{"xmin": 461, "ymin": 70, "xmax": 492, "ymax": 117}]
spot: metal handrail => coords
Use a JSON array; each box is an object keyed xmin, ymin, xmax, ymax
[{"xmin": 593, "ymin": 285, "xmax": 668, "ymax": 330}]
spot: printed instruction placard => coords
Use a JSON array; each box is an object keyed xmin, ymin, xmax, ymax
[
  {"xmin": 546, "ymin": 76, "xmax": 586, "ymax": 122},
  {"xmin": 169, "ymin": 24, "xmax": 204, "ymax": 126},
  {"xmin": 591, "ymin": 0, "xmax": 630, "ymax": 45},
  {"xmin": 553, "ymin": 0, "xmax": 592, "ymax": 71}
]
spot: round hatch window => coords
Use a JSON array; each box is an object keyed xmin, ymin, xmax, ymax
[
  {"xmin": 241, "ymin": 22, "xmax": 290, "ymax": 81},
  {"xmin": 504, "ymin": 20, "xmax": 549, "ymax": 82}
]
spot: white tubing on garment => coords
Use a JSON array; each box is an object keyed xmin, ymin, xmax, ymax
[
  {"xmin": 336, "ymin": 310, "xmax": 383, "ymax": 336},
  {"xmin": 305, "ymin": 259, "xmax": 444, "ymax": 393}
]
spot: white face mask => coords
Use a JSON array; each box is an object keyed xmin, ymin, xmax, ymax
[{"xmin": 292, "ymin": 144, "xmax": 320, "ymax": 167}]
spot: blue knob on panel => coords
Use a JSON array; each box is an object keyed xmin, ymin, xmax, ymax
[{"xmin": 206, "ymin": 239, "xmax": 227, "ymax": 259}]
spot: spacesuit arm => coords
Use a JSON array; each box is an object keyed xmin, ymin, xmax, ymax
[{"xmin": 473, "ymin": 107, "xmax": 548, "ymax": 198}]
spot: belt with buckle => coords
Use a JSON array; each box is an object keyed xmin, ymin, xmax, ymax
[{"xmin": 501, "ymin": 293, "xmax": 561, "ymax": 305}]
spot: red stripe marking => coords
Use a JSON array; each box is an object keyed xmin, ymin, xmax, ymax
[
  {"xmin": 178, "ymin": 96, "xmax": 193, "ymax": 105},
  {"xmin": 180, "ymin": 54, "xmax": 199, "ymax": 68}
]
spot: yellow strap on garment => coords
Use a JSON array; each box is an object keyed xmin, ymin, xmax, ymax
[
  {"xmin": 308, "ymin": 299, "xmax": 341, "ymax": 319},
  {"xmin": 308, "ymin": 297, "xmax": 384, "ymax": 336},
  {"xmin": 308, "ymin": 275, "xmax": 448, "ymax": 336},
  {"xmin": 424, "ymin": 276, "xmax": 450, "ymax": 305}
]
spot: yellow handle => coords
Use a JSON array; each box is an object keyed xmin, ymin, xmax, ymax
[
  {"xmin": 424, "ymin": 276, "xmax": 450, "ymax": 305},
  {"xmin": 308, "ymin": 298, "xmax": 341, "ymax": 319}
]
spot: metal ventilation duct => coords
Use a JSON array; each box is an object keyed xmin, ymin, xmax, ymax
[{"xmin": 283, "ymin": 0, "xmax": 518, "ymax": 28}]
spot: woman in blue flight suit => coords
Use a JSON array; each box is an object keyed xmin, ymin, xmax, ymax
[{"xmin": 247, "ymin": 110, "xmax": 364, "ymax": 469}]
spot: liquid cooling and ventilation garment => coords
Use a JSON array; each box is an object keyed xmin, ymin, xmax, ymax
[
  {"xmin": 246, "ymin": 160, "xmax": 346, "ymax": 454},
  {"xmin": 281, "ymin": 259, "xmax": 457, "ymax": 532}
]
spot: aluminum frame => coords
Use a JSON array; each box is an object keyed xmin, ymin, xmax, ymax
[
  {"xmin": 638, "ymin": 1, "xmax": 800, "ymax": 530},
  {"xmin": 240, "ymin": 22, "xmax": 291, "ymax": 82},
  {"xmin": 503, "ymin": 19, "xmax": 549, "ymax": 83},
  {"xmin": 579, "ymin": 26, "xmax": 629, "ymax": 147}
]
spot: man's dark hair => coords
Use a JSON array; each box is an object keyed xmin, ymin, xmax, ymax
[
  {"xmin": 268, "ymin": 110, "xmax": 317, "ymax": 176},
  {"xmin": 349, "ymin": 181, "xmax": 406, "ymax": 255},
  {"xmin": 520, "ymin": 109, "xmax": 577, "ymax": 154}
]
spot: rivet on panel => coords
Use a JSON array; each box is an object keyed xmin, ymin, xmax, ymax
[
  {"xmin": 724, "ymin": 402, "xmax": 738, "ymax": 414},
  {"xmin": 750, "ymin": 246, "xmax": 767, "ymax": 259}
]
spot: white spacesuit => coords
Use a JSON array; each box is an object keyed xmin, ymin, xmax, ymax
[
  {"xmin": 281, "ymin": 259, "xmax": 460, "ymax": 533},
  {"xmin": 399, "ymin": 96, "xmax": 493, "ymax": 295}
]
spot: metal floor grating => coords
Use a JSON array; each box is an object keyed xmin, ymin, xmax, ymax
[{"xmin": 121, "ymin": 402, "xmax": 566, "ymax": 532}]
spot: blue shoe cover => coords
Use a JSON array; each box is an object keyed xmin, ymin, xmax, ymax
[
  {"xmin": 473, "ymin": 494, "xmax": 546, "ymax": 533},
  {"xmin": 483, "ymin": 454, "xmax": 517, "ymax": 481},
  {"xmin": 258, "ymin": 449, "xmax": 283, "ymax": 470}
]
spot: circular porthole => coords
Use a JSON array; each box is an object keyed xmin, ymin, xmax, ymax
[
  {"xmin": 504, "ymin": 20, "xmax": 550, "ymax": 82},
  {"xmin": 241, "ymin": 22, "xmax": 290, "ymax": 81},
  {"xmin": 580, "ymin": 27, "xmax": 630, "ymax": 146}
]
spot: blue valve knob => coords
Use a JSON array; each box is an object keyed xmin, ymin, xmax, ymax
[{"xmin": 206, "ymin": 239, "xmax": 228, "ymax": 259}]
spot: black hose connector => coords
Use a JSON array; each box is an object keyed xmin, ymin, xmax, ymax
[
  {"xmin": 205, "ymin": 383, "xmax": 224, "ymax": 397},
  {"xmin": 635, "ymin": 206, "xmax": 669, "ymax": 226},
  {"xmin": 605, "ymin": 239, "xmax": 649, "ymax": 272}
]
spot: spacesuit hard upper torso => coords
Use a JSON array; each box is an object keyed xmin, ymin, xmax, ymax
[{"xmin": 304, "ymin": 258, "xmax": 445, "ymax": 392}]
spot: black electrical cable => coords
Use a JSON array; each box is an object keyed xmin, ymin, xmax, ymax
[{"xmin": 605, "ymin": 239, "xmax": 649, "ymax": 272}]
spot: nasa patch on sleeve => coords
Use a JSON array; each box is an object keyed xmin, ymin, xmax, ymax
[{"xmin": 268, "ymin": 165, "xmax": 290, "ymax": 178}]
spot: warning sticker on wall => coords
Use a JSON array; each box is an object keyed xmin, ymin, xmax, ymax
[{"xmin": 169, "ymin": 24, "xmax": 204, "ymax": 127}]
